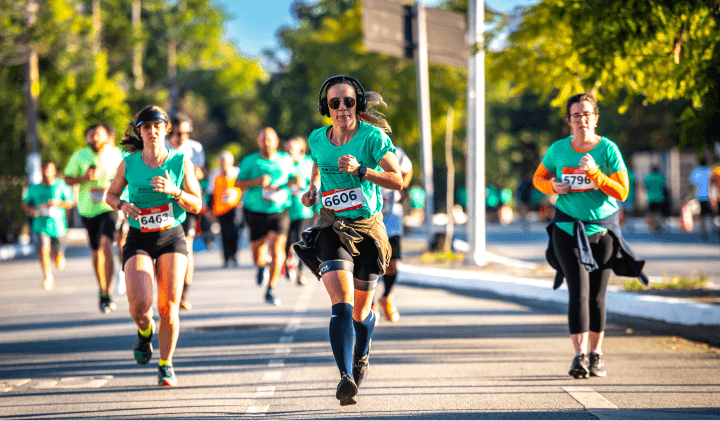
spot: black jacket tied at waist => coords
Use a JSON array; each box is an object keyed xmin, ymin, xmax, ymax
[{"xmin": 546, "ymin": 208, "xmax": 648, "ymax": 289}]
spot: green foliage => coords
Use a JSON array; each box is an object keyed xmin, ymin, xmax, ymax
[
  {"xmin": 489, "ymin": 0, "xmax": 720, "ymax": 152},
  {"xmin": 625, "ymin": 276, "xmax": 707, "ymax": 292}
]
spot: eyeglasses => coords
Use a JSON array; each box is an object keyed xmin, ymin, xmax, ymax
[
  {"xmin": 570, "ymin": 112, "xmax": 595, "ymax": 120},
  {"xmin": 328, "ymin": 97, "xmax": 356, "ymax": 110}
]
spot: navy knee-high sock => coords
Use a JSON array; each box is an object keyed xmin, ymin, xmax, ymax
[
  {"xmin": 329, "ymin": 303, "xmax": 355, "ymax": 375},
  {"xmin": 353, "ymin": 310, "xmax": 376, "ymax": 357}
]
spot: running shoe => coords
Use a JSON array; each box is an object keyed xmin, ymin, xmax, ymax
[
  {"xmin": 569, "ymin": 353, "xmax": 589, "ymax": 379},
  {"xmin": 42, "ymin": 275, "xmax": 54, "ymax": 290},
  {"xmin": 54, "ymin": 254, "xmax": 66, "ymax": 271},
  {"xmin": 352, "ymin": 353, "xmax": 370, "ymax": 388},
  {"xmin": 114, "ymin": 270, "xmax": 126, "ymax": 296},
  {"xmin": 133, "ymin": 322, "xmax": 154, "ymax": 365},
  {"xmin": 265, "ymin": 289, "xmax": 281, "ymax": 306},
  {"xmin": 256, "ymin": 266, "xmax": 267, "ymax": 286},
  {"xmin": 336, "ymin": 373, "xmax": 358, "ymax": 406},
  {"xmin": 158, "ymin": 364, "xmax": 177, "ymax": 387},
  {"xmin": 99, "ymin": 296, "xmax": 117, "ymax": 314},
  {"xmin": 589, "ymin": 352, "xmax": 607, "ymax": 377},
  {"xmin": 179, "ymin": 299, "xmax": 192, "ymax": 310},
  {"xmin": 379, "ymin": 296, "xmax": 400, "ymax": 322}
]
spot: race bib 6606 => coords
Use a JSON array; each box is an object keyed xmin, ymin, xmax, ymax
[
  {"xmin": 138, "ymin": 203, "xmax": 175, "ymax": 232},
  {"xmin": 561, "ymin": 168, "xmax": 598, "ymax": 192},
  {"xmin": 322, "ymin": 187, "xmax": 366, "ymax": 213}
]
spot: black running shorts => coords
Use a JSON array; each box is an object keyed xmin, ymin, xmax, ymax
[
  {"xmin": 244, "ymin": 209, "xmax": 290, "ymax": 242},
  {"xmin": 122, "ymin": 225, "xmax": 187, "ymax": 269},
  {"xmin": 81, "ymin": 211, "xmax": 118, "ymax": 250},
  {"xmin": 182, "ymin": 212, "xmax": 199, "ymax": 237}
]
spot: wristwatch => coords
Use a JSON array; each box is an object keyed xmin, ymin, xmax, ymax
[
  {"xmin": 116, "ymin": 199, "xmax": 125, "ymax": 210},
  {"xmin": 357, "ymin": 165, "xmax": 367, "ymax": 179}
]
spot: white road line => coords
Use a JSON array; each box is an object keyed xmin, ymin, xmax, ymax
[
  {"xmin": 33, "ymin": 376, "xmax": 113, "ymax": 389},
  {"xmin": 268, "ymin": 359, "xmax": 285, "ymax": 368},
  {"xmin": 254, "ymin": 386, "xmax": 275, "ymax": 397},
  {"xmin": 245, "ymin": 405, "xmax": 269, "ymax": 415},
  {"xmin": 279, "ymin": 336, "xmax": 294, "ymax": 343},
  {"xmin": 262, "ymin": 371, "xmax": 282, "ymax": 381},
  {"xmin": 274, "ymin": 347, "xmax": 290, "ymax": 355},
  {"xmin": 0, "ymin": 379, "xmax": 30, "ymax": 392},
  {"xmin": 562, "ymin": 386, "xmax": 618, "ymax": 419}
]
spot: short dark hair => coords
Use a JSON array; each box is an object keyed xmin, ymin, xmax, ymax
[
  {"xmin": 84, "ymin": 124, "xmax": 105, "ymax": 138},
  {"xmin": 170, "ymin": 112, "xmax": 193, "ymax": 129},
  {"xmin": 565, "ymin": 93, "xmax": 599, "ymax": 119},
  {"xmin": 41, "ymin": 160, "xmax": 56, "ymax": 170}
]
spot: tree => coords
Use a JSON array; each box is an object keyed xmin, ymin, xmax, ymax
[{"xmin": 489, "ymin": 0, "xmax": 720, "ymax": 153}]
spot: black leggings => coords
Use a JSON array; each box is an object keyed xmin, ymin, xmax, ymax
[
  {"xmin": 552, "ymin": 225, "xmax": 615, "ymax": 334},
  {"xmin": 315, "ymin": 226, "xmax": 380, "ymax": 282}
]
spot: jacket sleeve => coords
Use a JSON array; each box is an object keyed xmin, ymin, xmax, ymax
[
  {"xmin": 533, "ymin": 163, "xmax": 555, "ymax": 195},
  {"xmin": 587, "ymin": 167, "xmax": 629, "ymax": 201}
]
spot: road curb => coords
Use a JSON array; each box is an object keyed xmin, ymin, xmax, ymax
[{"xmin": 398, "ymin": 263, "xmax": 720, "ymax": 328}]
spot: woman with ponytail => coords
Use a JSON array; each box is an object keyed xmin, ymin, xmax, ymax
[
  {"xmin": 294, "ymin": 76, "xmax": 403, "ymax": 405},
  {"xmin": 106, "ymin": 105, "xmax": 202, "ymax": 387}
]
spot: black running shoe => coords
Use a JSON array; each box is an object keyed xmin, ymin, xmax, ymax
[
  {"xmin": 352, "ymin": 353, "xmax": 369, "ymax": 388},
  {"xmin": 256, "ymin": 266, "xmax": 266, "ymax": 286},
  {"xmin": 99, "ymin": 296, "xmax": 116, "ymax": 314},
  {"xmin": 569, "ymin": 353, "xmax": 589, "ymax": 379},
  {"xmin": 133, "ymin": 324, "xmax": 154, "ymax": 365},
  {"xmin": 589, "ymin": 352, "xmax": 607, "ymax": 377},
  {"xmin": 265, "ymin": 289, "xmax": 281, "ymax": 306},
  {"xmin": 336, "ymin": 373, "xmax": 358, "ymax": 406}
]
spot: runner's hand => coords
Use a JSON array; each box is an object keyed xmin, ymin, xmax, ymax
[
  {"xmin": 151, "ymin": 170, "xmax": 181, "ymax": 197},
  {"xmin": 257, "ymin": 174, "xmax": 271, "ymax": 188},
  {"xmin": 120, "ymin": 202, "xmax": 141, "ymax": 219},
  {"xmin": 338, "ymin": 155, "xmax": 360, "ymax": 175},
  {"xmin": 551, "ymin": 176, "xmax": 571, "ymax": 194},
  {"xmin": 85, "ymin": 167, "xmax": 97, "ymax": 181},
  {"xmin": 301, "ymin": 186, "xmax": 317, "ymax": 207},
  {"xmin": 579, "ymin": 153, "xmax": 597, "ymax": 173}
]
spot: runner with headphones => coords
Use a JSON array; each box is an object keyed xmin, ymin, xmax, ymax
[{"xmin": 294, "ymin": 75, "xmax": 403, "ymax": 405}]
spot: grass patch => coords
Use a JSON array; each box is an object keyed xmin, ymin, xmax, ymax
[
  {"xmin": 420, "ymin": 251, "xmax": 465, "ymax": 263},
  {"xmin": 624, "ymin": 276, "xmax": 707, "ymax": 292}
]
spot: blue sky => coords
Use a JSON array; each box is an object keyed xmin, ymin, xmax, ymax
[{"xmin": 215, "ymin": 0, "xmax": 538, "ymax": 65}]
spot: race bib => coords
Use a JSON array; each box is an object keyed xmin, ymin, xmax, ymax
[
  {"xmin": 561, "ymin": 168, "xmax": 598, "ymax": 192},
  {"xmin": 90, "ymin": 188, "xmax": 107, "ymax": 204},
  {"xmin": 138, "ymin": 204, "xmax": 175, "ymax": 233},
  {"xmin": 322, "ymin": 187, "xmax": 366, "ymax": 213},
  {"xmin": 221, "ymin": 188, "xmax": 240, "ymax": 204},
  {"xmin": 262, "ymin": 187, "xmax": 287, "ymax": 203}
]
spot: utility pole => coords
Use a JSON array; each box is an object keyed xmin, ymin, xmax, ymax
[
  {"xmin": 465, "ymin": 0, "xmax": 486, "ymax": 265},
  {"xmin": 132, "ymin": 0, "xmax": 144, "ymax": 90},
  {"xmin": 24, "ymin": 0, "xmax": 40, "ymax": 185},
  {"xmin": 414, "ymin": 2, "xmax": 435, "ymax": 244},
  {"xmin": 91, "ymin": 0, "xmax": 101, "ymax": 57}
]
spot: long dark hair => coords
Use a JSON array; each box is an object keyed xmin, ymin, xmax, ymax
[
  {"xmin": 120, "ymin": 105, "xmax": 172, "ymax": 153},
  {"xmin": 325, "ymin": 78, "xmax": 391, "ymax": 133}
]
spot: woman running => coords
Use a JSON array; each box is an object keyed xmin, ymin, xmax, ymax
[
  {"xmin": 295, "ymin": 75, "xmax": 403, "ymax": 405},
  {"xmin": 106, "ymin": 105, "xmax": 202, "ymax": 386},
  {"xmin": 534, "ymin": 93, "xmax": 646, "ymax": 379}
]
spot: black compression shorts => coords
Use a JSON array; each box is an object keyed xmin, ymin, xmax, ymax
[
  {"xmin": 244, "ymin": 209, "xmax": 290, "ymax": 242},
  {"xmin": 122, "ymin": 225, "xmax": 187, "ymax": 269}
]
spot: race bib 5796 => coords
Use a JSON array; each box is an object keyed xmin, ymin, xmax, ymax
[{"xmin": 561, "ymin": 168, "xmax": 598, "ymax": 192}]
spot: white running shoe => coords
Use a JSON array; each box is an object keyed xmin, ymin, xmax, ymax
[{"xmin": 115, "ymin": 270, "xmax": 126, "ymax": 295}]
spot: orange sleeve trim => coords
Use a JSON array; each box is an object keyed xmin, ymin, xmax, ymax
[
  {"xmin": 533, "ymin": 163, "xmax": 555, "ymax": 195},
  {"xmin": 587, "ymin": 167, "xmax": 629, "ymax": 201}
]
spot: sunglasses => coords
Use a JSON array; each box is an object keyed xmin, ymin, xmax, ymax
[{"xmin": 327, "ymin": 97, "xmax": 356, "ymax": 110}]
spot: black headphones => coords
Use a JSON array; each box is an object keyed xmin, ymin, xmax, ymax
[{"xmin": 317, "ymin": 75, "xmax": 367, "ymax": 117}]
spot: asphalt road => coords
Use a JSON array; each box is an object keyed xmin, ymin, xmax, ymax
[{"xmin": 1, "ymin": 239, "xmax": 720, "ymax": 419}]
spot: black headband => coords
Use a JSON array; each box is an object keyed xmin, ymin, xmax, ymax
[{"xmin": 136, "ymin": 109, "xmax": 168, "ymax": 127}]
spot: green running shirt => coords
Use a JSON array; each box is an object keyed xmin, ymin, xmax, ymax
[
  {"xmin": 64, "ymin": 146, "xmax": 123, "ymax": 218},
  {"xmin": 308, "ymin": 121, "xmax": 396, "ymax": 219},
  {"xmin": 124, "ymin": 151, "xmax": 186, "ymax": 231},
  {"xmin": 237, "ymin": 151, "xmax": 294, "ymax": 214},
  {"xmin": 288, "ymin": 156, "xmax": 316, "ymax": 221},
  {"xmin": 23, "ymin": 180, "xmax": 74, "ymax": 237},
  {"xmin": 541, "ymin": 136, "xmax": 627, "ymax": 236}
]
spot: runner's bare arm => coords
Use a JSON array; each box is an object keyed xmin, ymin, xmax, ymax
[
  {"xmin": 301, "ymin": 162, "xmax": 320, "ymax": 207},
  {"xmin": 337, "ymin": 152, "xmax": 403, "ymax": 191},
  {"xmin": 176, "ymin": 156, "xmax": 203, "ymax": 214},
  {"xmin": 234, "ymin": 174, "xmax": 270, "ymax": 190},
  {"xmin": 106, "ymin": 161, "xmax": 130, "ymax": 211}
]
